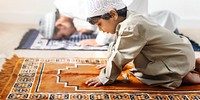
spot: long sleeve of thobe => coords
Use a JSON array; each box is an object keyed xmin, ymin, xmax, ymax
[{"xmin": 98, "ymin": 24, "xmax": 147, "ymax": 85}]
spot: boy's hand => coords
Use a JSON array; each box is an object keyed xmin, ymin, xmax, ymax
[
  {"xmin": 78, "ymin": 39, "xmax": 101, "ymax": 47},
  {"xmin": 96, "ymin": 64, "xmax": 107, "ymax": 70},
  {"xmin": 85, "ymin": 77, "xmax": 102, "ymax": 87}
]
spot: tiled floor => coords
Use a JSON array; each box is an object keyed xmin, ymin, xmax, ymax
[{"xmin": 0, "ymin": 23, "xmax": 199, "ymax": 70}]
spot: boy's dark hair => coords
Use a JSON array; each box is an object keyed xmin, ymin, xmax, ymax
[
  {"xmin": 102, "ymin": 7, "xmax": 127, "ymax": 19},
  {"xmin": 117, "ymin": 6, "xmax": 127, "ymax": 17},
  {"xmin": 87, "ymin": 7, "xmax": 127, "ymax": 25}
]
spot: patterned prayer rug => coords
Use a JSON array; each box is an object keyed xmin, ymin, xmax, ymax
[
  {"xmin": 16, "ymin": 29, "xmax": 108, "ymax": 51},
  {"xmin": 1, "ymin": 55, "xmax": 200, "ymax": 100}
]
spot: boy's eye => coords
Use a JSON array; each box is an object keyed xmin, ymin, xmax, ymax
[{"xmin": 97, "ymin": 23, "xmax": 101, "ymax": 27}]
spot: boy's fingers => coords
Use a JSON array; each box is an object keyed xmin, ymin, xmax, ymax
[
  {"xmin": 94, "ymin": 82, "xmax": 102, "ymax": 87},
  {"xmin": 86, "ymin": 77, "xmax": 102, "ymax": 86},
  {"xmin": 96, "ymin": 65, "xmax": 102, "ymax": 70},
  {"xmin": 85, "ymin": 79, "xmax": 93, "ymax": 84},
  {"xmin": 88, "ymin": 81, "xmax": 97, "ymax": 86},
  {"xmin": 96, "ymin": 64, "xmax": 106, "ymax": 70}
]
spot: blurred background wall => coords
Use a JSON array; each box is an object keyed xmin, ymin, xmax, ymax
[
  {"xmin": 0, "ymin": 0, "xmax": 199, "ymax": 28},
  {"xmin": 149, "ymin": 0, "xmax": 200, "ymax": 28},
  {"xmin": 0, "ymin": 0, "xmax": 55, "ymax": 24}
]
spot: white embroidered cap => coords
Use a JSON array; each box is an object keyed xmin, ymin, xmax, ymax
[
  {"xmin": 39, "ymin": 10, "xmax": 59, "ymax": 39},
  {"xmin": 87, "ymin": 0, "xmax": 126, "ymax": 18}
]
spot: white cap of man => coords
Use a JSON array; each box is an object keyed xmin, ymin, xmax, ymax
[{"xmin": 39, "ymin": 10, "xmax": 59, "ymax": 39}]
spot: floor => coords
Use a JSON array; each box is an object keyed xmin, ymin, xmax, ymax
[{"xmin": 0, "ymin": 23, "xmax": 199, "ymax": 70}]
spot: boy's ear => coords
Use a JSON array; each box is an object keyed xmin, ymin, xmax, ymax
[{"xmin": 109, "ymin": 8, "xmax": 118, "ymax": 20}]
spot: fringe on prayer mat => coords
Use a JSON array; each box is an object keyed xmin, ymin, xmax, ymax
[{"xmin": 0, "ymin": 55, "xmax": 23, "ymax": 98}]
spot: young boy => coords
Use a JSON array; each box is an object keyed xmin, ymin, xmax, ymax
[{"xmin": 85, "ymin": 0, "xmax": 200, "ymax": 89}]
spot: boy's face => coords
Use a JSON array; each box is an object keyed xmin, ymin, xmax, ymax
[
  {"xmin": 95, "ymin": 18, "xmax": 118, "ymax": 34},
  {"xmin": 93, "ymin": 9, "xmax": 121, "ymax": 34}
]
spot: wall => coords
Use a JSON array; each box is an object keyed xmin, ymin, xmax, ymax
[
  {"xmin": 0, "ymin": 0, "xmax": 55, "ymax": 24},
  {"xmin": 149, "ymin": 0, "xmax": 200, "ymax": 28},
  {"xmin": 0, "ymin": 0, "xmax": 199, "ymax": 28}
]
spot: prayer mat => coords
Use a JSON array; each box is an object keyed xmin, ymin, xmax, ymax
[
  {"xmin": 16, "ymin": 29, "xmax": 108, "ymax": 51},
  {"xmin": 1, "ymin": 55, "xmax": 200, "ymax": 100},
  {"xmin": 174, "ymin": 29, "xmax": 200, "ymax": 51}
]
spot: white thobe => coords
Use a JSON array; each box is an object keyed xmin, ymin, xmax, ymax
[{"xmin": 98, "ymin": 11, "xmax": 195, "ymax": 89}]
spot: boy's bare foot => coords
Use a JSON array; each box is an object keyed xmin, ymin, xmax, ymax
[
  {"xmin": 183, "ymin": 72, "xmax": 200, "ymax": 84},
  {"xmin": 194, "ymin": 58, "xmax": 200, "ymax": 72}
]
